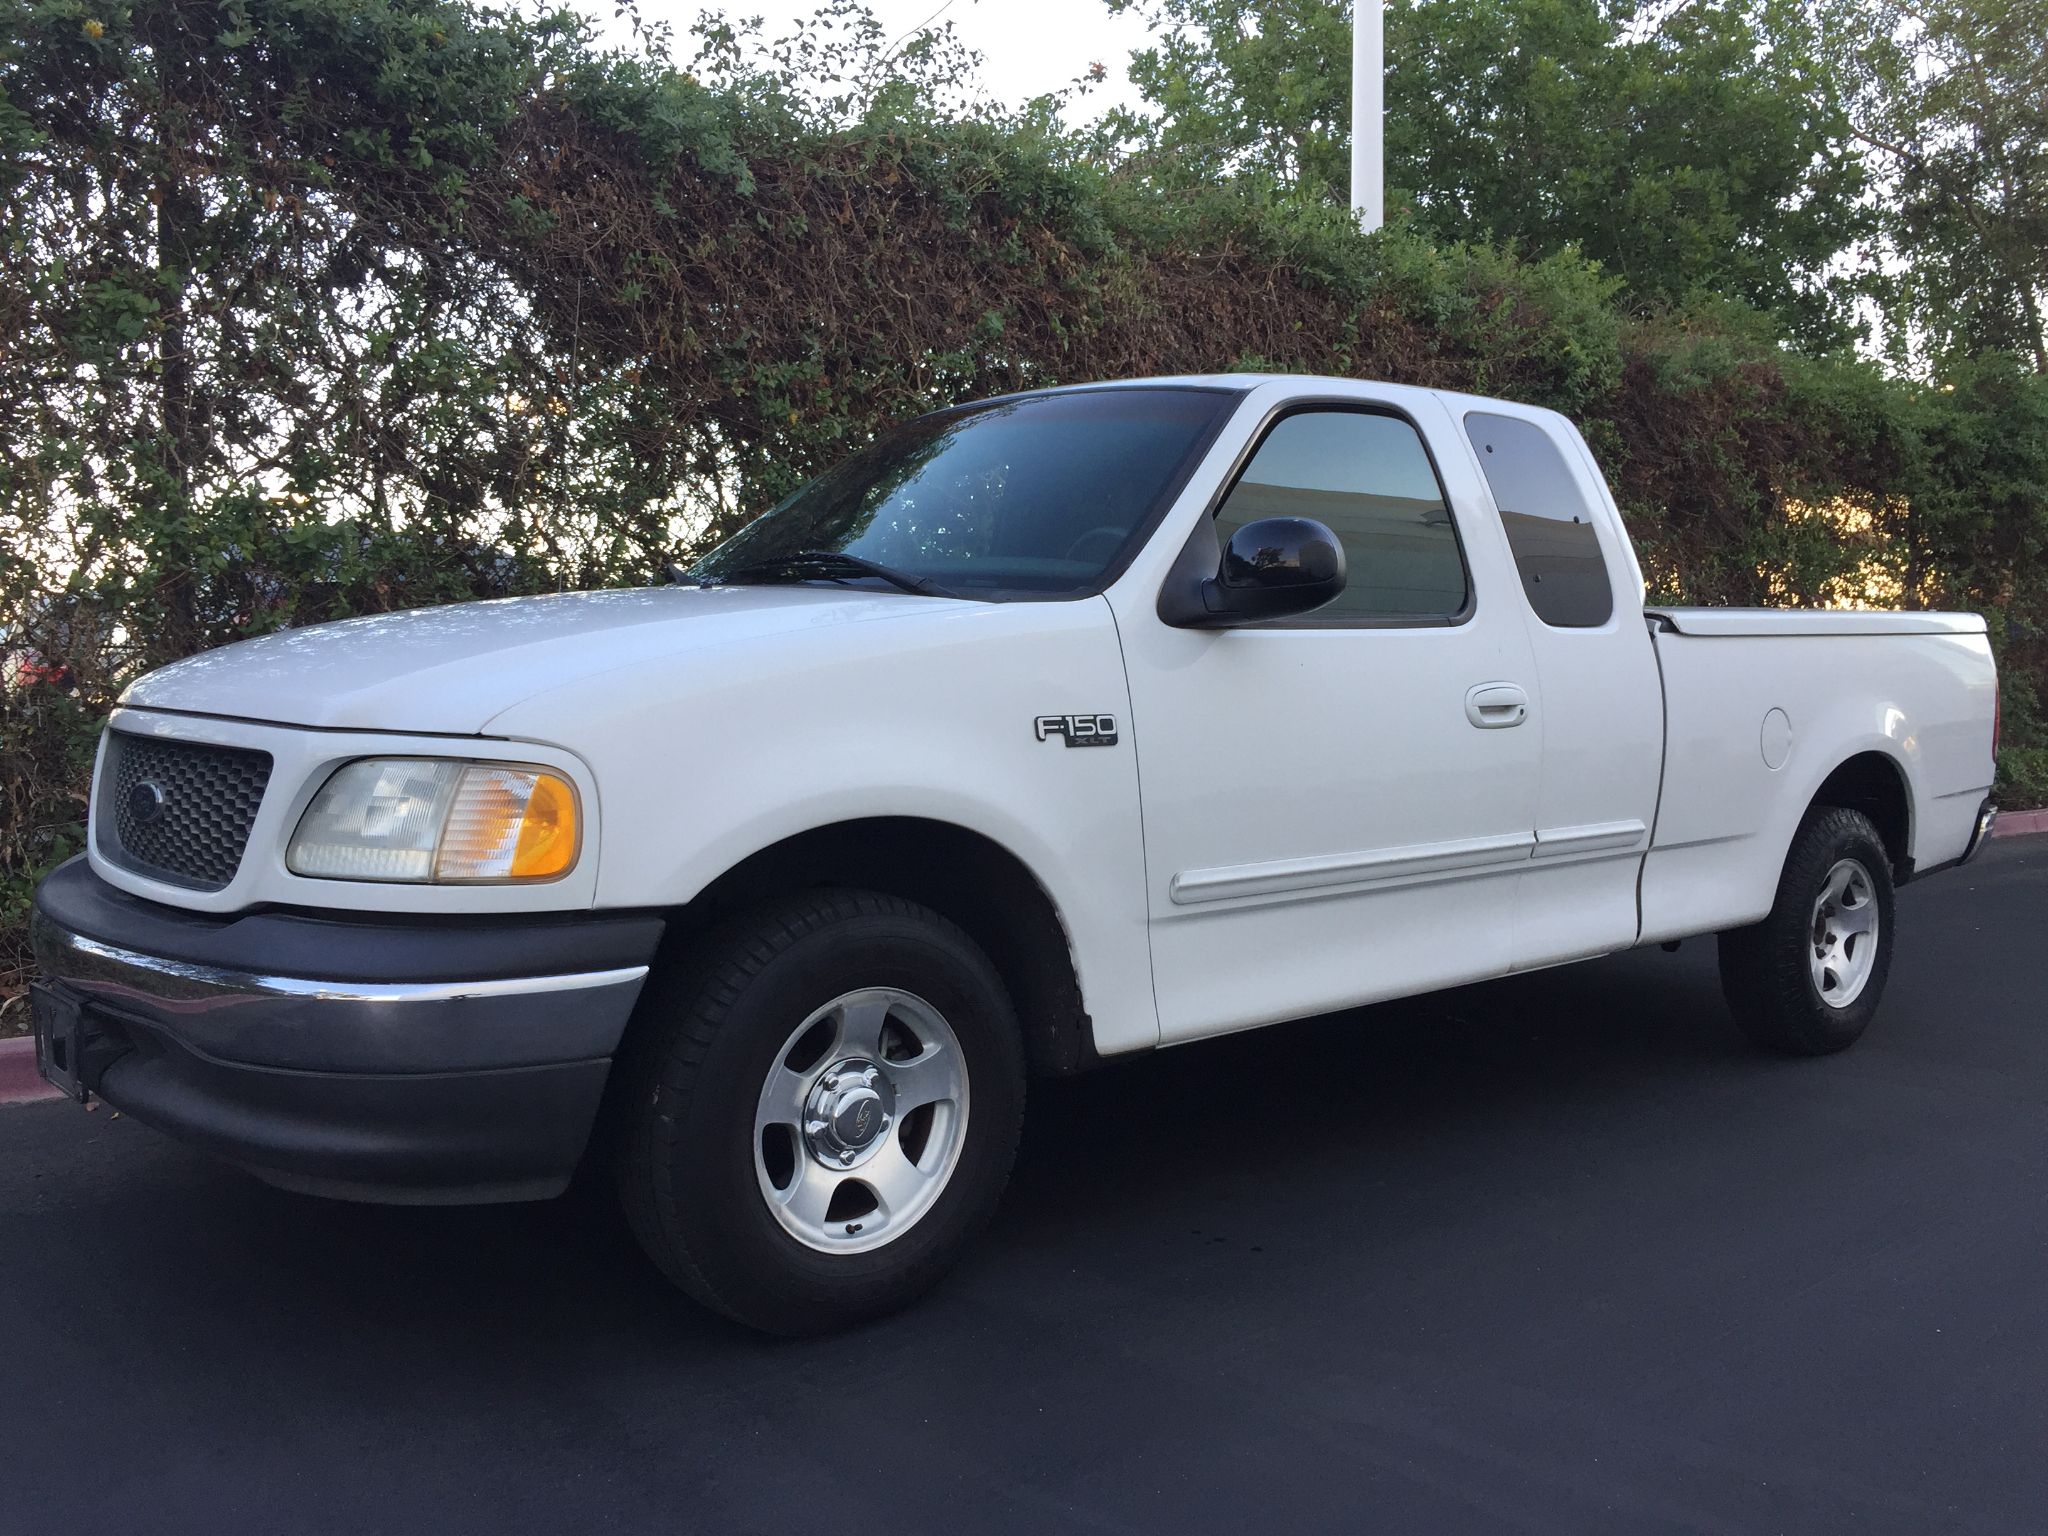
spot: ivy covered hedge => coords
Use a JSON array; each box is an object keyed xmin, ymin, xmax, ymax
[{"xmin": 3, "ymin": 0, "xmax": 2045, "ymax": 1004}]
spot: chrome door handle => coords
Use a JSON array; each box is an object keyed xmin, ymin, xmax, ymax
[{"xmin": 1465, "ymin": 682, "xmax": 1529, "ymax": 729}]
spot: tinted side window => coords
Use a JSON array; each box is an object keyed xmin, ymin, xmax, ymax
[
  {"xmin": 1463, "ymin": 411, "xmax": 1614, "ymax": 627},
  {"xmin": 1214, "ymin": 410, "xmax": 1466, "ymax": 621}
]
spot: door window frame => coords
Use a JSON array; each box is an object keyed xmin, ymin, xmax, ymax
[{"xmin": 1162, "ymin": 398, "xmax": 1479, "ymax": 630}]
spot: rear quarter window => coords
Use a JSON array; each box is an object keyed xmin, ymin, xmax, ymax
[{"xmin": 1463, "ymin": 411, "xmax": 1614, "ymax": 628}]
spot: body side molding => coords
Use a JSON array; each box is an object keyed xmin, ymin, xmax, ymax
[
  {"xmin": 1530, "ymin": 819, "xmax": 1648, "ymax": 858},
  {"xmin": 1169, "ymin": 830, "xmax": 1535, "ymax": 906}
]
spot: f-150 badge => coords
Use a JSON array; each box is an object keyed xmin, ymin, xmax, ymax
[{"xmin": 1035, "ymin": 714, "xmax": 1118, "ymax": 747}]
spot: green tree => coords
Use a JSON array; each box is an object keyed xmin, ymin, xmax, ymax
[
  {"xmin": 1825, "ymin": 0, "xmax": 2048, "ymax": 373},
  {"xmin": 1100, "ymin": 0, "xmax": 1870, "ymax": 340}
]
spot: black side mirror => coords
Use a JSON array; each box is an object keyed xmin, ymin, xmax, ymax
[{"xmin": 1160, "ymin": 516, "xmax": 1347, "ymax": 627}]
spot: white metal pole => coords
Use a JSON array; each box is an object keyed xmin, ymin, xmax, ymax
[{"xmin": 1351, "ymin": 0, "xmax": 1384, "ymax": 230}]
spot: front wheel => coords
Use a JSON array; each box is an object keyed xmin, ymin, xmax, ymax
[
  {"xmin": 614, "ymin": 890, "xmax": 1025, "ymax": 1334},
  {"xmin": 1718, "ymin": 806, "xmax": 1896, "ymax": 1056}
]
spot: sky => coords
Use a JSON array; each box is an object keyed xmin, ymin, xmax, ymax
[{"xmin": 579, "ymin": 0, "xmax": 1160, "ymax": 121}]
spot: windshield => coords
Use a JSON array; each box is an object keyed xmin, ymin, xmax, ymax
[{"xmin": 690, "ymin": 388, "xmax": 1233, "ymax": 598}]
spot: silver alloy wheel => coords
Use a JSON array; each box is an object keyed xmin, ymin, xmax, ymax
[
  {"xmin": 753, "ymin": 987, "xmax": 969, "ymax": 1254},
  {"xmin": 1809, "ymin": 857, "xmax": 1880, "ymax": 1008}
]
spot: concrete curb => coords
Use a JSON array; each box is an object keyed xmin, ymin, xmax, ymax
[
  {"xmin": 0, "ymin": 1035, "xmax": 59, "ymax": 1107},
  {"xmin": 1993, "ymin": 808, "xmax": 2048, "ymax": 838}
]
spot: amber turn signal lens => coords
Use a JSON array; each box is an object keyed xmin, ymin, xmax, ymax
[
  {"xmin": 431, "ymin": 766, "xmax": 579, "ymax": 882},
  {"xmin": 510, "ymin": 772, "xmax": 577, "ymax": 878}
]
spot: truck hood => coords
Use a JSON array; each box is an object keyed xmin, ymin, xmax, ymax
[{"xmin": 119, "ymin": 586, "xmax": 939, "ymax": 734}]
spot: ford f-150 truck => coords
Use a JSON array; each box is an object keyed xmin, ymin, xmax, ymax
[{"xmin": 30, "ymin": 375, "xmax": 2000, "ymax": 1333}]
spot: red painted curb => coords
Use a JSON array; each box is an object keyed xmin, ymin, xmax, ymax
[
  {"xmin": 0, "ymin": 1034, "xmax": 60, "ymax": 1107},
  {"xmin": 1993, "ymin": 808, "xmax": 2048, "ymax": 838}
]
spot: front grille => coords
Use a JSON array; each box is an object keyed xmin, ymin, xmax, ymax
[{"xmin": 96, "ymin": 731, "xmax": 273, "ymax": 890}]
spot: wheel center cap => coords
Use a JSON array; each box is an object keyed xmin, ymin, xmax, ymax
[{"xmin": 803, "ymin": 1058, "xmax": 895, "ymax": 1167}]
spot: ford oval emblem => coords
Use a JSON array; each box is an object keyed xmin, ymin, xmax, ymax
[{"xmin": 127, "ymin": 779, "xmax": 167, "ymax": 826}]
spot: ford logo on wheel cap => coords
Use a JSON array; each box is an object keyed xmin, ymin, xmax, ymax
[{"xmin": 127, "ymin": 779, "xmax": 167, "ymax": 826}]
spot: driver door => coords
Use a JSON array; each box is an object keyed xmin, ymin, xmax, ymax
[{"xmin": 1111, "ymin": 393, "xmax": 1544, "ymax": 1043}]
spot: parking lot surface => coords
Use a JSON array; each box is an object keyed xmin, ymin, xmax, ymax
[{"xmin": 4, "ymin": 840, "xmax": 2045, "ymax": 1534}]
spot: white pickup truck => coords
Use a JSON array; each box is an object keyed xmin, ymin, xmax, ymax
[{"xmin": 30, "ymin": 375, "xmax": 1999, "ymax": 1332}]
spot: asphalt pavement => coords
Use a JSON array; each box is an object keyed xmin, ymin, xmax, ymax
[{"xmin": 3, "ymin": 841, "xmax": 2045, "ymax": 1535}]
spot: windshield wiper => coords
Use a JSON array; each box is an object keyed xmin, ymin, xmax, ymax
[{"xmin": 713, "ymin": 549, "xmax": 960, "ymax": 599}]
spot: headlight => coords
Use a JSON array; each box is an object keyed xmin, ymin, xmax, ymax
[{"xmin": 287, "ymin": 759, "xmax": 580, "ymax": 883}]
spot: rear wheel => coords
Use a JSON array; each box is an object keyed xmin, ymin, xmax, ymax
[
  {"xmin": 614, "ymin": 889, "xmax": 1025, "ymax": 1334},
  {"xmin": 1718, "ymin": 806, "xmax": 1896, "ymax": 1056}
]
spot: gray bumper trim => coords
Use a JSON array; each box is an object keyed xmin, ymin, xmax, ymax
[{"xmin": 30, "ymin": 904, "xmax": 652, "ymax": 1076}]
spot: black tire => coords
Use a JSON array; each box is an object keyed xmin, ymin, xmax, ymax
[
  {"xmin": 614, "ymin": 889, "xmax": 1025, "ymax": 1335},
  {"xmin": 1718, "ymin": 806, "xmax": 1897, "ymax": 1056}
]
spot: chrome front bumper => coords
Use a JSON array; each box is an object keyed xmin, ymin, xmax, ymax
[
  {"xmin": 29, "ymin": 857, "xmax": 662, "ymax": 1203},
  {"xmin": 32, "ymin": 914, "xmax": 651, "ymax": 1075}
]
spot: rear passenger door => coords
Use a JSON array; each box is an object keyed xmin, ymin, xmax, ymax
[{"xmin": 1457, "ymin": 407, "xmax": 1664, "ymax": 966}]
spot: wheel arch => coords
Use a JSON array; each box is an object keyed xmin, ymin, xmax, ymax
[
  {"xmin": 1806, "ymin": 749, "xmax": 1913, "ymax": 876},
  {"xmin": 652, "ymin": 816, "xmax": 1098, "ymax": 1078}
]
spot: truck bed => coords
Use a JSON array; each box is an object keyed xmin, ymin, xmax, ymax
[{"xmin": 1639, "ymin": 608, "xmax": 1997, "ymax": 945}]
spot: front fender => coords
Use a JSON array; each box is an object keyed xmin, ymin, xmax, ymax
[{"xmin": 483, "ymin": 596, "xmax": 1161, "ymax": 1054}]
